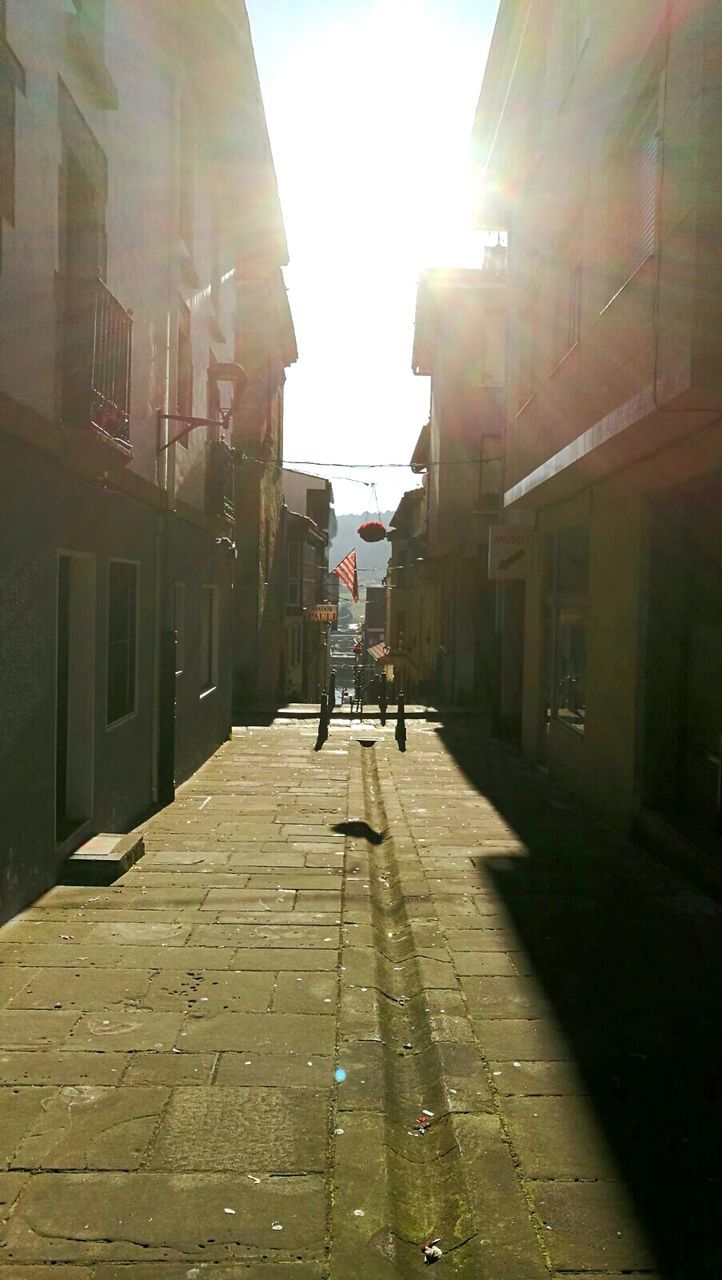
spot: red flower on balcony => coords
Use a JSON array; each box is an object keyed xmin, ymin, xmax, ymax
[{"xmin": 357, "ymin": 520, "xmax": 387, "ymax": 543}]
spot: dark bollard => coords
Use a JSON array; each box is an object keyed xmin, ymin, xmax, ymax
[
  {"xmin": 315, "ymin": 691, "xmax": 329, "ymax": 751},
  {"xmin": 395, "ymin": 690, "xmax": 407, "ymax": 752},
  {"xmin": 379, "ymin": 672, "xmax": 388, "ymax": 727}
]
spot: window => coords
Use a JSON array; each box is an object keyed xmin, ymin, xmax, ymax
[
  {"xmin": 176, "ymin": 299, "xmax": 192, "ymax": 447},
  {"xmin": 395, "ymin": 610, "xmax": 406, "ymax": 649},
  {"xmin": 516, "ymin": 269, "xmax": 539, "ymax": 410},
  {"xmin": 548, "ymin": 527, "xmax": 589, "ymax": 733},
  {"xmin": 107, "ymin": 560, "xmax": 137, "ymax": 725},
  {"xmin": 567, "ymin": 261, "xmax": 582, "ymax": 350},
  {"xmin": 173, "ymin": 582, "xmax": 185, "ymax": 675},
  {"xmin": 200, "ymin": 585, "xmax": 219, "ymax": 693},
  {"xmin": 551, "ymin": 256, "xmax": 582, "ymax": 365},
  {"xmin": 549, "ymin": 0, "xmax": 590, "ymax": 99},
  {"xmin": 480, "ymin": 435, "xmax": 504, "ymax": 503},
  {"xmin": 1, "ymin": 0, "xmax": 24, "ymax": 271},
  {"xmin": 179, "ymin": 89, "xmax": 194, "ymax": 255},
  {"xmin": 287, "ymin": 542, "xmax": 301, "ymax": 606},
  {"xmin": 550, "ymin": 212, "xmax": 583, "ymax": 367},
  {"xmin": 608, "ymin": 95, "xmax": 659, "ymax": 296}
]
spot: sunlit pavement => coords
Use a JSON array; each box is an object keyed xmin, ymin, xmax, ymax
[{"xmin": 1, "ymin": 715, "xmax": 720, "ymax": 1277}]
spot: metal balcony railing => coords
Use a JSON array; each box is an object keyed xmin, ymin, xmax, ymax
[{"xmin": 61, "ymin": 275, "xmax": 132, "ymax": 445}]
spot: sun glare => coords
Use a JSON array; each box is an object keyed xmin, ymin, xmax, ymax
[{"xmin": 252, "ymin": 0, "xmax": 492, "ymax": 509}]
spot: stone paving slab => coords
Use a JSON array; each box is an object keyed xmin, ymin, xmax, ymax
[
  {"xmin": 2, "ymin": 1171, "xmax": 326, "ymax": 1262},
  {"xmin": 10, "ymin": 1086, "xmax": 168, "ymax": 1171},
  {"xmin": 180, "ymin": 1010, "xmax": 336, "ymax": 1056},
  {"xmin": 142, "ymin": 969, "xmax": 275, "ymax": 1013},
  {"xmin": 489, "ymin": 1058, "xmax": 589, "ymax": 1096},
  {"xmin": 503, "ymin": 1094, "xmax": 619, "ymax": 1179},
  {"xmin": 0, "ymin": 944, "xmax": 239, "ymax": 970},
  {"xmin": 188, "ymin": 924, "xmax": 339, "ymax": 949},
  {"xmin": 531, "ymin": 1180, "xmax": 658, "ymax": 1271},
  {"xmin": 148, "ymin": 1087, "xmax": 328, "ymax": 1172},
  {"xmin": 0, "ymin": 1266, "xmax": 324, "ymax": 1279},
  {"xmin": 0, "ymin": 968, "xmax": 37, "ymax": 1006},
  {"xmin": 0, "ymin": 1011, "xmax": 79, "ymax": 1049},
  {"xmin": 4, "ymin": 717, "xmax": 711, "ymax": 1274},
  {"xmin": 272, "ymin": 971, "xmax": 336, "ymax": 1014},
  {"xmin": 0, "ymin": 1051, "xmax": 127, "ymax": 1086},
  {"xmin": 1, "ymin": 1088, "xmax": 56, "ymax": 1165},
  {"xmin": 66, "ymin": 1011, "xmax": 184, "ymax": 1052},
  {"xmin": 8, "ymin": 968, "xmax": 151, "ymax": 1010},
  {"xmin": 122, "ymin": 1053, "xmax": 215, "ymax": 1087},
  {"xmin": 214, "ymin": 1052, "xmax": 333, "ymax": 1089},
  {"xmin": 228, "ymin": 948, "xmax": 337, "ymax": 970}
]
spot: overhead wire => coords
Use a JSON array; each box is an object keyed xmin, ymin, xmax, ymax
[{"xmin": 282, "ymin": 458, "xmax": 474, "ymax": 469}]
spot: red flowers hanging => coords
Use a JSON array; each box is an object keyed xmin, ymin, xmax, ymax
[{"xmin": 357, "ymin": 520, "xmax": 387, "ymax": 543}]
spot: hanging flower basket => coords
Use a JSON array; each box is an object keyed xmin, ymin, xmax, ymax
[{"xmin": 357, "ymin": 520, "xmax": 387, "ymax": 543}]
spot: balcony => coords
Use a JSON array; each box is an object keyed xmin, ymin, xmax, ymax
[{"xmin": 60, "ymin": 275, "xmax": 133, "ymax": 457}]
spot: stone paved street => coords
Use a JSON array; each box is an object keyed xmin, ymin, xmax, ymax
[{"xmin": 1, "ymin": 714, "xmax": 721, "ymax": 1277}]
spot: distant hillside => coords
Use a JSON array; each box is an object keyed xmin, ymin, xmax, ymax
[{"xmin": 329, "ymin": 510, "xmax": 393, "ymax": 592}]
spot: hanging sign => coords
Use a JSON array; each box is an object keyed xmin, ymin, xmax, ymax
[
  {"xmin": 308, "ymin": 604, "xmax": 338, "ymax": 623},
  {"xmin": 488, "ymin": 527, "xmax": 535, "ymax": 580}
]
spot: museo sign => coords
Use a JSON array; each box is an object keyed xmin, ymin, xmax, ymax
[{"xmin": 488, "ymin": 527, "xmax": 535, "ymax": 580}]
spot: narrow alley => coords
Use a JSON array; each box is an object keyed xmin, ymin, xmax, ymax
[{"xmin": 1, "ymin": 714, "xmax": 720, "ymax": 1278}]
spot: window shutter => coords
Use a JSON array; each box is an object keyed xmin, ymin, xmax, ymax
[{"xmin": 640, "ymin": 128, "xmax": 659, "ymax": 260}]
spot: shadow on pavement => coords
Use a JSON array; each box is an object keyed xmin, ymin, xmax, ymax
[
  {"xmin": 332, "ymin": 819, "xmax": 386, "ymax": 845},
  {"xmin": 232, "ymin": 704, "xmax": 283, "ymax": 727},
  {"xmin": 436, "ymin": 720, "xmax": 722, "ymax": 1280}
]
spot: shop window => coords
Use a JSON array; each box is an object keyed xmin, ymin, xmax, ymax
[
  {"xmin": 549, "ymin": 526, "xmax": 588, "ymax": 733},
  {"xmin": 107, "ymin": 560, "xmax": 138, "ymax": 725},
  {"xmin": 200, "ymin": 585, "xmax": 218, "ymax": 693}
]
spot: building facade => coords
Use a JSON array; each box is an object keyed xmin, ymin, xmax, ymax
[
  {"xmin": 473, "ymin": 0, "xmax": 722, "ymax": 850},
  {"xmin": 0, "ymin": 0, "xmax": 290, "ymax": 922},
  {"xmin": 281, "ymin": 470, "xmax": 335, "ymax": 702},
  {"xmin": 386, "ymin": 487, "xmax": 429, "ymax": 700},
  {"xmin": 232, "ymin": 270, "xmax": 297, "ymax": 709},
  {"xmin": 388, "ymin": 265, "xmax": 506, "ymax": 707}
]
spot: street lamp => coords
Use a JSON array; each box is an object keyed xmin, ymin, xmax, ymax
[{"xmin": 156, "ymin": 361, "xmax": 248, "ymax": 460}]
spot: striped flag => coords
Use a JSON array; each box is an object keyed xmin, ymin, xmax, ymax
[
  {"xmin": 332, "ymin": 549, "xmax": 359, "ymax": 603},
  {"xmin": 368, "ymin": 642, "xmax": 390, "ymax": 663}
]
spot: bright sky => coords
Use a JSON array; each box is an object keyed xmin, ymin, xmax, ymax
[{"xmin": 246, "ymin": 0, "xmax": 499, "ymax": 513}]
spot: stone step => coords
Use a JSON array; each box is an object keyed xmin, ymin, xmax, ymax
[{"xmin": 60, "ymin": 831, "xmax": 145, "ymax": 886}]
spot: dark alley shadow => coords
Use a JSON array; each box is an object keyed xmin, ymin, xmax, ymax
[
  {"xmin": 435, "ymin": 719, "xmax": 722, "ymax": 1280},
  {"xmin": 332, "ymin": 819, "xmax": 386, "ymax": 845},
  {"xmin": 232, "ymin": 704, "xmax": 283, "ymax": 727}
]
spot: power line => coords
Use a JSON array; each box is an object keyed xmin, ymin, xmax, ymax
[{"xmin": 283, "ymin": 459, "xmax": 475, "ymax": 469}]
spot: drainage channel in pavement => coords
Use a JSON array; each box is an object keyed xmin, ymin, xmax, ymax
[{"xmin": 328, "ymin": 737, "xmax": 549, "ymax": 1279}]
